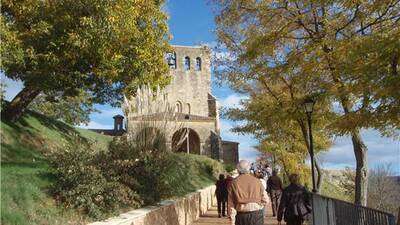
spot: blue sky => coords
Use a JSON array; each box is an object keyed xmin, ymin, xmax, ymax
[{"xmin": 2, "ymin": 0, "xmax": 399, "ymax": 174}]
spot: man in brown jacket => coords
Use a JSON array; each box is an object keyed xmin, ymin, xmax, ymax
[{"xmin": 228, "ymin": 160, "xmax": 269, "ymax": 225}]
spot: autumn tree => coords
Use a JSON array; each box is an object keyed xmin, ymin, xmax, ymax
[
  {"xmin": 29, "ymin": 91, "xmax": 98, "ymax": 125},
  {"xmin": 213, "ymin": 0, "xmax": 399, "ymax": 205},
  {"xmin": 257, "ymin": 141, "xmax": 312, "ymax": 188},
  {"xmin": 222, "ymin": 80, "xmax": 333, "ymax": 192},
  {"xmin": 1, "ymin": 0, "xmax": 171, "ymax": 121}
]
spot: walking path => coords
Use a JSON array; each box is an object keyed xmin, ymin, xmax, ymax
[{"xmin": 192, "ymin": 205, "xmax": 278, "ymax": 225}]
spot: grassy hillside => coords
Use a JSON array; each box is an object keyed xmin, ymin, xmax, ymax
[
  {"xmin": 1, "ymin": 111, "xmax": 223, "ymax": 224},
  {"xmin": 1, "ymin": 111, "xmax": 112, "ymax": 225}
]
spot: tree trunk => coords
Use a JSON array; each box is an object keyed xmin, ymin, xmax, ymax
[
  {"xmin": 314, "ymin": 159, "xmax": 323, "ymax": 192},
  {"xmin": 351, "ymin": 130, "xmax": 368, "ymax": 206},
  {"xmin": 2, "ymin": 86, "xmax": 40, "ymax": 122},
  {"xmin": 339, "ymin": 97, "xmax": 369, "ymax": 206}
]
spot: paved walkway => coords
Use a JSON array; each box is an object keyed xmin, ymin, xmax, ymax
[{"xmin": 192, "ymin": 205, "xmax": 278, "ymax": 225}]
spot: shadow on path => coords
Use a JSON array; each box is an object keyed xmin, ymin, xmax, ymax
[{"xmin": 192, "ymin": 205, "xmax": 279, "ymax": 225}]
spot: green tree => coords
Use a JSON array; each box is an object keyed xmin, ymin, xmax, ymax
[
  {"xmin": 29, "ymin": 91, "xmax": 98, "ymax": 125},
  {"xmin": 1, "ymin": 0, "xmax": 170, "ymax": 121},
  {"xmin": 213, "ymin": 0, "xmax": 399, "ymax": 205},
  {"xmin": 223, "ymin": 81, "xmax": 333, "ymax": 192},
  {"xmin": 257, "ymin": 141, "xmax": 312, "ymax": 187}
]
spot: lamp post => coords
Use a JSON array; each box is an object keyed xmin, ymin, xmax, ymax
[
  {"xmin": 185, "ymin": 114, "xmax": 190, "ymax": 154},
  {"xmin": 304, "ymin": 98, "xmax": 317, "ymax": 193}
]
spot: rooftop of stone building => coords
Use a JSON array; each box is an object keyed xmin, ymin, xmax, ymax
[
  {"xmin": 171, "ymin": 44, "xmax": 208, "ymax": 49},
  {"xmin": 221, "ymin": 140, "xmax": 240, "ymax": 145},
  {"xmin": 129, "ymin": 112, "xmax": 215, "ymax": 122}
]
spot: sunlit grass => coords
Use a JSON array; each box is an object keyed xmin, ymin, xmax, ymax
[{"xmin": 1, "ymin": 111, "xmax": 111, "ymax": 225}]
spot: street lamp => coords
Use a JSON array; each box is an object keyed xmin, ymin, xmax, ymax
[
  {"xmin": 185, "ymin": 114, "xmax": 190, "ymax": 154},
  {"xmin": 304, "ymin": 98, "xmax": 317, "ymax": 193}
]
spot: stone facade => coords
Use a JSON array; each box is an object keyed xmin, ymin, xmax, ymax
[
  {"xmin": 222, "ymin": 141, "xmax": 239, "ymax": 166},
  {"xmin": 164, "ymin": 45, "xmax": 212, "ymax": 118},
  {"xmin": 124, "ymin": 45, "xmax": 238, "ymax": 165}
]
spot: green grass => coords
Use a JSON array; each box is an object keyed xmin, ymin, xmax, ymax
[
  {"xmin": 162, "ymin": 153, "xmax": 223, "ymax": 198},
  {"xmin": 1, "ymin": 110, "xmax": 223, "ymax": 224},
  {"xmin": 1, "ymin": 111, "xmax": 112, "ymax": 225}
]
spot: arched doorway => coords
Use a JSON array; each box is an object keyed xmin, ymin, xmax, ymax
[
  {"xmin": 171, "ymin": 128, "xmax": 200, "ymax": 154},
  {"xmin": 135, "ymin": 127, "xmax": 167, "ymax": 151}
]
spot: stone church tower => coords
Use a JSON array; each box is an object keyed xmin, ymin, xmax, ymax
[{"xmin": 124, "ymin": 45, "xmax": 239, "ymax": 165}]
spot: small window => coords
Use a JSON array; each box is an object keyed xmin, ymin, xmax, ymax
[
  {"xmin": 195, "ymin": 57, "xmax": 201, "ymax": 71},
  {"xmin": 184, "ymin": 56, "xmax": 190, "ymax": 71},
  {"xmin": 166, "ymin": 52, "xmax": 177, "ymax": 69},
  {"xmin": 175, "ymin": 101, "xmax": 182, "ymax": 113},
  {"xmin": 187, "ymin": 103, "xmax": 191, "ymax": 114}
]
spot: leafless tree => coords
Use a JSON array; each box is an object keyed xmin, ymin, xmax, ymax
[{"xmin": 367, "ymin": 164, "xmax": 400, "ymax": 217}]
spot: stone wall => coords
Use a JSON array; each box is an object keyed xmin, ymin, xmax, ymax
[
  {"xmin": 222, "ymin": 141, "xmax": 239, "ymax": 165},
  {"xmin": 88, "ymin": 185, "xmax": 216, "ymax": 225}
]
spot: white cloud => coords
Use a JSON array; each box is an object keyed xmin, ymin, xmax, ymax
[
  {"xmin": 203, "ymin": 41, "xmax": 218, "ymax": 49},
  {"xmin": 239, "ymin": 147, "xmax": 261, "ymax": 162},
  {"xmin": 320, "ymin": 129, "xmax": 400, "ymax": 174},
  {"xmin": 219, "ymin": 119, "xmax": 260, "ymax": 162},
  {"xmin": 221, "ymin": 114, "xmax": 400, "ymax": 171},
  {"xmin": 219, "ymin": 94, "xmax": 247, "ymax": 109},
  {"xmin": 78, "ymin": 120, "xmax": 112, "ymax": 130},
  {"xmin": 220, "ymin": 119, "xmax": 234, "ymax": 134},
  {"xmin": 92, "ymin": 105, "xmax": 123, "ymax": 118}
]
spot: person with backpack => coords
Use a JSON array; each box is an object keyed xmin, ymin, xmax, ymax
[{"xmin": 277, "ymin": 174, "xmax": 311, "ymax": 225}]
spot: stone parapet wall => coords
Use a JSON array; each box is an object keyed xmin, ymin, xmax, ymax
[{"xmin": 89, "ymin": 185, "xmax": 216, "ymax": 225}]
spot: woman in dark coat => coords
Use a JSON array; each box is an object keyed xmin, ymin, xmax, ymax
[
  {"xmin": 215, "ymin": 174, "xmax": 228, "ymax": 217},
  {"xmin": 277, "ymin": 174, "xmax": 311, "ymax": 225}
]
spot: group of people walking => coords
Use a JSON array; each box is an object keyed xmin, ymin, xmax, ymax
[{"xmin": 215, "ymin": 160, "xmax": 311, "ymax": 225}]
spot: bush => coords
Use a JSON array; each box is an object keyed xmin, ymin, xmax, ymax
[
  {"xmin": 224, "ymin": 164, "xmax": 236, "ymax": 173},
  {"xmin": 49, "ymin": 131, "xmax": 224, "ymax": 219},
  {"xmin": 146, "ymin": 153, "xmax": 224, "ymax": 201},
  {"xmin": 106, "ymin": 136, "xmax": 224, "ymax": 204},
  {"xmin": 49, "ymin": 140, "xmax": 141, "ymax": 219}
]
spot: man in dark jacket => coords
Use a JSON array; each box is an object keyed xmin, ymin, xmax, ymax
[
  {"xmin": 277, "ymin": 174, "xmax": 311, "ymax": 225},
  {"xmin": 267, "ymin": 170, "xmax": 283, "ymax": 216},
  {"xmin": 216, "ymin": 174, "xmax": 228, "ymax": 217}
]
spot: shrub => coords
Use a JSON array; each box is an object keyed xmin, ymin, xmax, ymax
[
  {"xmin": 224, "ymin": 164, "xmax": 236, "ymax": 173},
  {"xmin": 106, "ymin": 136, "xmax": 224, "ymax": 204},
  {"xmin": 49, "ymin": 141, "xmax": 141, "ymax": 219},
  {"xmin": 49, "ymin": 126, "xmax": 224, "ymax": 219}
]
